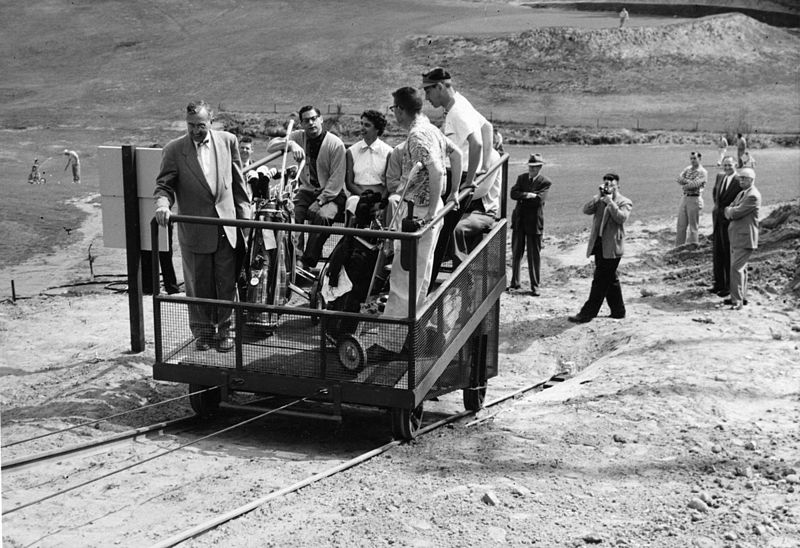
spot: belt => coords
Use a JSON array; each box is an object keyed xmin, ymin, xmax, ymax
[{"xmin": 684, "ymin": 193, "xmax": 700, "ymax": 197}]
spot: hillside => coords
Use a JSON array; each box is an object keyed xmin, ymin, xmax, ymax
[
  {"xmin": 409, "ymin": 12, "xmax": 800, "ymax": 96},
  {"xmin": 2, "ymin": 2, "xmax": 798, "ymax": 131}
]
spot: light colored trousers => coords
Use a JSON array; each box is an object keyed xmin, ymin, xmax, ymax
[
  {"xmin": 676, "ymin": 195, "xmax": 703, "ymax": 246},
  {"xmin": 379, "ymin": 198, "xmax": 443, "ymax": 352},
  {"xmin": 730, "ymin": 246, "xmax": 753, "ymax": 305}
]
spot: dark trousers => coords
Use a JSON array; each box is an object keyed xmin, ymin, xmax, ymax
[
  {"xmin": 294, "ymin": 188, "xmax": 345, "ymax": 268},
  {"xmin": 182, "ymin": 227, "xmax": 241, "ymax": 341},
  {"xmin": 141, "ymin": 224, "xmax": 179, "ymax": 294},
  {"xmin": 510, "ymin": 230, "xmax": 542, "ymax": 289},
  {"xmin": 430, "ymin": 170, "xmax": 469, "ymax": 290},
  {"xmin": 712, "ymin": 218, "xmax": 731, "ymax": 292},
  {"xmin": 579, "ymin": 239, "xmax": 625, "ymax": 319},
  {"xmin": 141, "ymin": 251, "xmax": 179, "ymax": 295}
]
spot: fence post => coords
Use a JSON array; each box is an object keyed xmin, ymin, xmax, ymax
[{"xmin": 122, "ymin": 144, "xmax": 146, "ymax": 353}]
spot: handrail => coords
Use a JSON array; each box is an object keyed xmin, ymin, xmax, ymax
[{"xmin": 159, "ymin": 152, "xmax": 509, "ymax": 242}]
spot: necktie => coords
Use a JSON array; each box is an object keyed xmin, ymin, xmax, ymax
[
  {"xmin": 196, "ymin": 140, "xmax": 215, "ymax": 196},
  {"xmin": 721, "ymin": 175, "xmax": 729, "ymax": 195}
]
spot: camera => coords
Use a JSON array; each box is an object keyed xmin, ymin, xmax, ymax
[{"xmin": 599, "ymin": 181, "xmax": 614, "ymax": 196}]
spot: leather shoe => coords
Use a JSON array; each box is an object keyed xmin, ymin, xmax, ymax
[
  {"xmin": 568, "ymin": 314, "xmax": 591, "ymax": 324},
  {"xmin": 530, "ymin": 288, "xmax": 541, "ymax": 297},
  {"xmin": 723, "ymin": 298, "xmax": 747, "ymax": 306},
  {"xmin": 195, "ymin": 339, "xmax": 211, "ymax": 352},
  {"xmin": 506, "ymin": 283, "xmax": 521, "ymax": 291},
  {"xmin": 717, "ymin": 290, "xmax": 730, "ymax": 298},
  {"xmin": 217, "ymin": 336, "xmax": 234, "ymax": 353},
  {"xmin": 708, "ymin": 287, "xmax": 722, "ymax": 294},
  {"xmin": 610, "ymin": 313, "xmax": 626, "ymax": 319}
]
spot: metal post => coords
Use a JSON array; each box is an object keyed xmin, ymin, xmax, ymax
[
  {"xmin": 11, "ymin": 280, "xmax": 16, "ymax": 302},
  {"xmin": 122, "ymin": 145, "xmax": 145, "ymax": 353}
]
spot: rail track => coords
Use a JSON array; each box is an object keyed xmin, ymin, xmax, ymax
[{"xmin": 1, "ymin": 374, "xmax": 565, "ymax": 547}]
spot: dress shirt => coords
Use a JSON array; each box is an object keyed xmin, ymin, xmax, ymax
[{"xmin": 195, "ymin": 138, "xmax": 217, "ymax": 196}]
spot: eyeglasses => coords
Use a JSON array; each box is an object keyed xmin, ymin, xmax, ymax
[
  {"xmin": 389, "ymin": 105, "xmax": 399, "ymax": 112},
  {"xmin": 423, "ymin": 85, "xmax": 435, "ymax": 92},
  {"xmin": 300, "ymin": 115, "xmax": 319, "ymax": 125}
]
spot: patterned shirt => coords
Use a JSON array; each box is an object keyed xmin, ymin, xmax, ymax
[
  {"xmin": 676, "ymin": 165, "xmax": 708, "ymax": 194},
  {"xmin": 402, "ymin": 115, "xmax": 447, "ymax": 208}
]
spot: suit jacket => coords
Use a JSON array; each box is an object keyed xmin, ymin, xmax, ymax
[
  {"xmin": 154, "ymin": 130, "xmax": 249, "ymax": 253},
  {"xmin": 510, "ymin": 173, "xmax": 552, "ymax": 234},
  {"xmin": 583, "ymin": 192, "xmax": 633, "ymax": 259},
  {"xmin": 712, "ymin": 172, "xmax": 741, "ymax": 225},
  {"xmin": 726, "ymin": 185, "xmax": 761, "ymax": 250}
]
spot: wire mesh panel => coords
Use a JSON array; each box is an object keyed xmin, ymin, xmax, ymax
[{"xmin": 154, "ymin": 220, "xmax": 505, "ymax": 404}]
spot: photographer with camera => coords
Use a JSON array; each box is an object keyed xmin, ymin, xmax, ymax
[{"xmin": 568, "ymin": 173, "xmax": 633, "ymax": 324}]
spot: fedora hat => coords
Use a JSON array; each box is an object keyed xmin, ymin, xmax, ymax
[{"xmin": 527, "ymin": 153, "xmax": 544, "ymax": 166}]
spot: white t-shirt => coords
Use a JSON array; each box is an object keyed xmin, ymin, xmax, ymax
[
  {"xmin": 472, "ymin": 147, "xmax": 502, "ymax": 216},
  {"xmin": 349, "ymin": 138, "xmax": 393, "ymax": 187},
  {"xmin": 444, "ymin": 92, "xmax": 486, "ymax": 172}
]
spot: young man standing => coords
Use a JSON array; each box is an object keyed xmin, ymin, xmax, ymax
[
  {"xmin": 421, "ymin": 67, "xmax": 493, "ymax": 285},
  {"xmin": 675, "ymin": 151, "xmax": 708, "ymax": 246}
]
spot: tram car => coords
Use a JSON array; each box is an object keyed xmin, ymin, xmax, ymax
[{"xmin": 150, "ymin": 158, "xmax": 509, "ymax": 440}]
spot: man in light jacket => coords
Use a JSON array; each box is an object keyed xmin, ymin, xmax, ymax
[
  {"xmin": 568, "ymin": 173, "xmax": 633, "ymax": 323},
  {"xmin": 154, "ymin": 100, "xmax": 250, "ymax": 352},
  {"xmin": 724, "ymin": 167, "xmax": 761, "ymax": 310},
  {"xmin": 268, "ymin": 105, "xmax": 346, "ymax": 268}
]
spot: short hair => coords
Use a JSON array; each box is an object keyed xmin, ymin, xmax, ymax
[
  {"xmin": 240, "ymin": 136, "xmax": 253, "ymax": 145},
  {"xmin": 186, "ymin": 100, "xmax": 213, "ymax": 117},
  {"xmin": 298, "ymin": 105, "xmax": 319, "ymax": 119},
  {"xmin": 722, "ymin": 155, "xmax": 735, "ymax": 164},
  {"xmin": 361, "ymin": 110, "xmax": 387, "ymax": 136},
  {"xmin": 392, "ymin": 87, "xmax": 423, "ymax": 115},
  {"xmin": 690, "ymin": 151, "xmax": 702, "ymax": 158},
  {"xmin": 603, "ymin": 172, "xmax": 620, "ymax": 182}
]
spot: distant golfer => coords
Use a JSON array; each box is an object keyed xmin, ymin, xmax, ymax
[
  {"xmin": 716, "ymin": 134, "xmax": 728, "ymax": 166},
  {"xmin": 619, "ymin": 8, "xmax": 629, "ymax": 28},
  {"xmin": 63, "ymin": 149, "xmax": 81, "ymax": 184}
]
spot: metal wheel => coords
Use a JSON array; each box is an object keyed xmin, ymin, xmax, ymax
[
  {"xmin": 189, "ymin": 384, "xmax": 221, "ymax": 418},
  {"xmin": 337, "ymin": 335, "xmax": 366, "ymax": 372},
  {"xmin": 390, "ymin": 403, "xmax": 424, "ymax": 441}
]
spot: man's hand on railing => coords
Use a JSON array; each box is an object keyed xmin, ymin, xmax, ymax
[{"xmin": 155, "ymin": 206, "xmax": 171, "ymax": 227}]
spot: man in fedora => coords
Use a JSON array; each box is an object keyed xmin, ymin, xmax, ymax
[{"xmin": 509, "ymin": 153, "xmax": 553, "ymax": 296}]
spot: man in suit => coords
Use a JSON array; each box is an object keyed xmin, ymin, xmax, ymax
[
  {"xmin": 267, "ymin": 105, "xmax": 346, "ymax": 269},
  {"xmin": 710, "ymin": 156, "xmax": 741, "ymax": 297},
  {"xmin": 724, "ymin": 168, "xmax": 761, "ymax": 310},
  {"xmin": 568, "ymin": 173, "xmax": 633, "ymax": 323},
  {"xmin": 508, "ymin": 153, "xmax": 552, "ymax": 296},
  {"xmin": 155, "ymin": 100, "xmax": 250, "ymax": 352}
]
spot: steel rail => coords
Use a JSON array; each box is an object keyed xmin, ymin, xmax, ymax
[
  {"xmin": 1, "ymin": 415, "xmax": 196, "ymax": 472},
  {"xmin": 2, "ymin": 391, "xmax": 321, "ymax": 516},
  {"xmin": 148, "ymin": 372, "xmax": 566, "ymax": 548},
  {"xmin": 1, "ymin": 388, "xmax": 210, "ymax": 449}
]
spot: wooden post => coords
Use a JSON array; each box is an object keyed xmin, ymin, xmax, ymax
[
  {"xmin": 122, "ymin": 145, "xmax": 145, "ymax": 353},
  {"xmin": 11, "ymin": 280, "xmax": 16, "ymax": 302}
]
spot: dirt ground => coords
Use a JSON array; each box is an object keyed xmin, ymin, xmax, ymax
[{"xmin": 1, "ymin": 196, "xmax": 799, "ymax": 547}]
